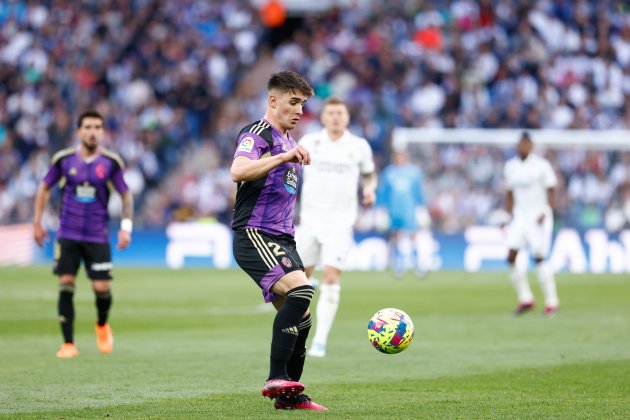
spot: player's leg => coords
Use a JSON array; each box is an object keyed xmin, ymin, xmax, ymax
[
  {"xmin": 531, "ymin": 214, "xmax": 558, "ymax": 316},
  {"xmin": 53, "ymin": 239, "xmax": 81, "ymax": 357},
  {"xmin": 233, "ymin": 229, "xmax": 310, "ymax": 397},
  {"xmin": 271, "ymin": 278, "xmax": 326, "ymax": 411},
  {"xmin": 265, "ymin": 270, "xmax": 313, "ymax": 392},
  {"xmin": 295, "ymin": 223, "xmax": 320, "ymax": 288},
  {"xmin": 388, "ymin": 229, "xmax": 406, "ymax": 277},
  {"xmin": 272, "ymin": 297, "xmax": 311, "ymax": 382},
  {"xmin": 308, "ymin": 265, "xmax": 341, "ymax": 357},
  {"xmin": 308, "ymin": 228, "xmax": 350, "ymax": 357},
  {"xmin": 506, "ymin": 219, "xmax": 534, "ymax": 314},
  {"xmin": 84, "ymin": 242, "xmax": 114, "ymax": 353}
]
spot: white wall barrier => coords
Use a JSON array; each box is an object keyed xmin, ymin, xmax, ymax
[
  {"xmin": 165, "ymin": 222, "xmax": 233, "ymax": 269},
  {"xmin": 163, "ymin": 222, "xmax": 630, "ymax": 273},
  {"xmin": 15, "ymin": 221, "xmax": 629, "ymax": 273}
]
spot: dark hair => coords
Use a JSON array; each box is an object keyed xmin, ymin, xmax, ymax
[
  {"xmin": 77, "ymin": 110, "xmax": 104, "ymax": 128},
  {"xmin": 267, "ymin": 71, "xmax": 314, "ymax": 97},
  {"xmin": 520, "ymin": 131, "xmax": 532, "ymax": 142}
]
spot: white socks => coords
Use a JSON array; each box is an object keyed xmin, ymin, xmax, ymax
[
  {"xmin": 312, "ymin": 283, "xmax": 341, "ymax": 347},
  {"xmin": 509, "ymin": 262, "xmax": 559, "ymax": 308},
  {"xmin": 509, "ymin": 265, "xmax": 534, "ymax": 304},
  {"xmin": 537, "ymin": 260, "xmax": 559, "ymax": 308}
]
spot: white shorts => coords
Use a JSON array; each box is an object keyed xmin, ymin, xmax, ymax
[
  {"xmin": 295, "ymin": 223, "xmax": 354, "ymax": 270},
  {"xmin": 506, "ymin": 209, "xmax": 553, "ymax": 258}
]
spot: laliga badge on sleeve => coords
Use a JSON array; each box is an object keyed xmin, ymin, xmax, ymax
[{"xmin": 237, "ymin": 137, "xmax": 255, "ymax": 153}]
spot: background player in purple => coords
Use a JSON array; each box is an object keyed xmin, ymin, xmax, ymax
[
  {"xmin": 230, "ymin": 71, "xmax": 326, "ymax": 411},
  {"xmin": 33, "ymin": 110, "xmax": 134, "ymax": 359}
]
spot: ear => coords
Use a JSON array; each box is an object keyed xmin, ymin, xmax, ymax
[{"xmin": 268, "ymin": 94, "xmax": 277, "ymax": 109}]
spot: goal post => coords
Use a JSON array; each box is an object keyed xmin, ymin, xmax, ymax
[{"xmin": 392, "ymin": 128, "xmax": 630, "ymax": 151}]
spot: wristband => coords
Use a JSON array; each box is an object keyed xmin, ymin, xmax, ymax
[{"xmin": 121, "ymin": 218, "xmax": 133, "ymax": 233}]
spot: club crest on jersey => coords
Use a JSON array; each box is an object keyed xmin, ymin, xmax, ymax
[
  {"xmin": 283, "ymin": 167, "xmax": 298, "ymax": 194},
  {"xmin": 281, "ymin": 257, "xmax": 292, "ymax": 268},
  {"xmin": 237, "ymin": 136, "xmax": 254, "ymax": 153},
  {"xmin": 69, "ymin": 167, "xmax": 77, "ymax": 176},
  {"xmin": 95, "ymin": 164, "xmax": 106, "ymax": 179}
]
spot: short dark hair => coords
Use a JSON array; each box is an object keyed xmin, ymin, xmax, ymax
[
  {"xmin": 520, "ymin": 131, "xmax": 532, "ymax": 142},
  {"xmin": 77, "ymin": 110, "xmax": 104, "ymax": 128},
  {"xmin": 267, "ymin": 71, "xmax": 314, "ymax": 97}
]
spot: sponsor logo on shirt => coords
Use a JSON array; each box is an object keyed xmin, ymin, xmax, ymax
[
  {"xmin": 75, "ymin": 182, "xmax": 97, "ymax": 203},
  {"xmin": 283, "ymin": 167, "xmax": 298, "ymax": 194},
  {"xmin": 237, "ymin": 136, "xmax": 254, "ymax": 153}
]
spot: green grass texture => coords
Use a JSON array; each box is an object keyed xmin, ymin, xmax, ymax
[{"xmin": 1, "ymin": 267, "xmax": 629, "ymax": 419}]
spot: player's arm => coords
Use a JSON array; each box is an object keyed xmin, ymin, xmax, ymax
[
  {"xmin": 505, "ymin": 190, "xmax": 514, "ymax": 216},
  {"xmin": 33, "ymin": 182, "xmax": 51, "ymax": 247},
  {"xmin": 230, "ymin": 145, "xmax": 311, "ymax": 182},
  {"xmin": 361, "ymin": 171, "xmax": 377, "ymax": 206},
  {"xmin": 547, "ymin": 187, "xmax": 555, "ymax": 211},
  {"xmin": 110, "ymin": 160, "xmax": 133, "ymax": 250},
  {"xmin": 117, "ymin": 190, "xmax": 134, "ymax": 250}
]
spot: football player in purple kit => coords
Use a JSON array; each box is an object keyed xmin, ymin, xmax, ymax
[
  {"xmin": 33, "ymin": 110, "xmax": 133, "ymax": 359},
  {"xmin": 230, "ymin": 71, "xmax": 326, "ymax": 411}
]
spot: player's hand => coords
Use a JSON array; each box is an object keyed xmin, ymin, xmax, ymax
[
  {"xmin": 33, "ymin": 222, "xmax": 49, "ymax": 248},
  {"xmin": 283, "ymin": 145, "xmax": 311, "ymax": 165},
  {"xmin": 537, "ymin": 213, "xmax": 545, "ymax": 225},
  {"xmin": 362, "ymin": 188, "xmax": 376, "ymax": 207},
  {"xmin": 117, "ymin": 230, "xmax": 131, "ymax": 250}
]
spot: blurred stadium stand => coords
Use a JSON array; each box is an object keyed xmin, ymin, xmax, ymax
[{"xmin": 1, "ymin": 0, "xmax": 629, "ymax": 236}]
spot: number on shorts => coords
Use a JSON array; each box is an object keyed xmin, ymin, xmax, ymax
[{"xmin": 267, "ymin": 242, "xmax": 286, "ymax": 256}]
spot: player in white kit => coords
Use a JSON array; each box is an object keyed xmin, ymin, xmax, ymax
[
  {"xmin": 504, "ymin": 132, "xmax": 559, "ymax": 317},
  {"xmin": 297, "ymin": 98, "xmax": 377, "ymax": 357}
]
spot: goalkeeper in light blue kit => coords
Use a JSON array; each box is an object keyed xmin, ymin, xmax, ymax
[{"xmin": 377, "ymin": 149, "xmax": 430, "ymax": 277}]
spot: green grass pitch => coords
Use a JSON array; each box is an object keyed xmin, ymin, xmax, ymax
[{"xmin": 1, "ymin": 267, "xmax": 629, "ymax": 419}]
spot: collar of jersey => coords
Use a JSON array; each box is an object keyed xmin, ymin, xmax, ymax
[{"xmin": 263, "ymin": 118, "xmax": 291, "ymax": 141}]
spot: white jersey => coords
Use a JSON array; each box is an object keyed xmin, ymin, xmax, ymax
[
  {"xmin": 504, "ymin": 153, "xmax": 557, "ymax": 218},
  {"xmin": 299, "ymin": 129, "xmax": 375, "ymax": 228}
]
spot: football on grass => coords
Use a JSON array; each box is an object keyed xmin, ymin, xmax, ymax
[{"xmin": 367, "ymin": 308, "xmax": 414, "ymax": 354}]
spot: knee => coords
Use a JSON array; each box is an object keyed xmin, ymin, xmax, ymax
[
  {"xmin": 92, "ymin": 281, "xmax": 111, "ymax": 294},
  {"xmin": 286, "ymin": 285, "xmax": 315, "ymax": 313}
]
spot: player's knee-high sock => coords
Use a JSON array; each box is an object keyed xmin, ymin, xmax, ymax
[
  {"xmin": 268, "ymin": 285, "xmax": 314, "ymax": 381},
  {"xmin": 312, "ymin": 284, "xmax": 340, "ymax": 346},
  {"xmin": 58, "ymin": 284, "xmax": 75, "ymax": 343},
  {"xmin": 537, "ymin": 261, "xmax": 559, "ymax": 308},
  {"xmin": 509, "ymin": 265, "xmax": 534, "ymax": 303},
  {"xmin": 287, "ymin": 313, "xmax": 312, "ymax": 381},
  {"xmin": 95, "ymin": 291, "xmax": 112, "ymax": 326}
]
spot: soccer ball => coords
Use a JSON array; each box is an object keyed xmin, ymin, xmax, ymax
[{"xmin": 367, "ymin": 308, "xmax": 414, "ymax": 354}]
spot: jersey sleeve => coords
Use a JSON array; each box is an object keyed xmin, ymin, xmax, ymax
[
  {"xmin": 358, "ymin": 139, "xmax": 375, "ymax": 174},
  {"xmin": 234, "ymin": 132, "xmax": 269, "ymax": 160},
  {"xmin": 542, "ymin": 159, "xmax": 558, "ymax": 188},
  {"xmin": 111, "ymin": 163, "xmax": 129, "ymax": 193},
  {"xmin": 42, "ymin": 162, "xmax": 62, "ymax": 187}
]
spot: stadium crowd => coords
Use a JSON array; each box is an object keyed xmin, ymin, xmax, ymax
[
  {"xmin": 1, "ymin": 0, "xmax": 629, "ymax": 233},
  {"xmin": 0, "ymin": 0, "xmax": 262, "ymax": 226}
]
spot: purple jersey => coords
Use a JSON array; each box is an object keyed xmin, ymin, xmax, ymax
[
  {"xmin": 43, "ymin": 147, "xmax": 129, "ymax": 243},
  {"xmin": 231, "ymin": 119, "xmax": 301, "ymax": 237}
]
